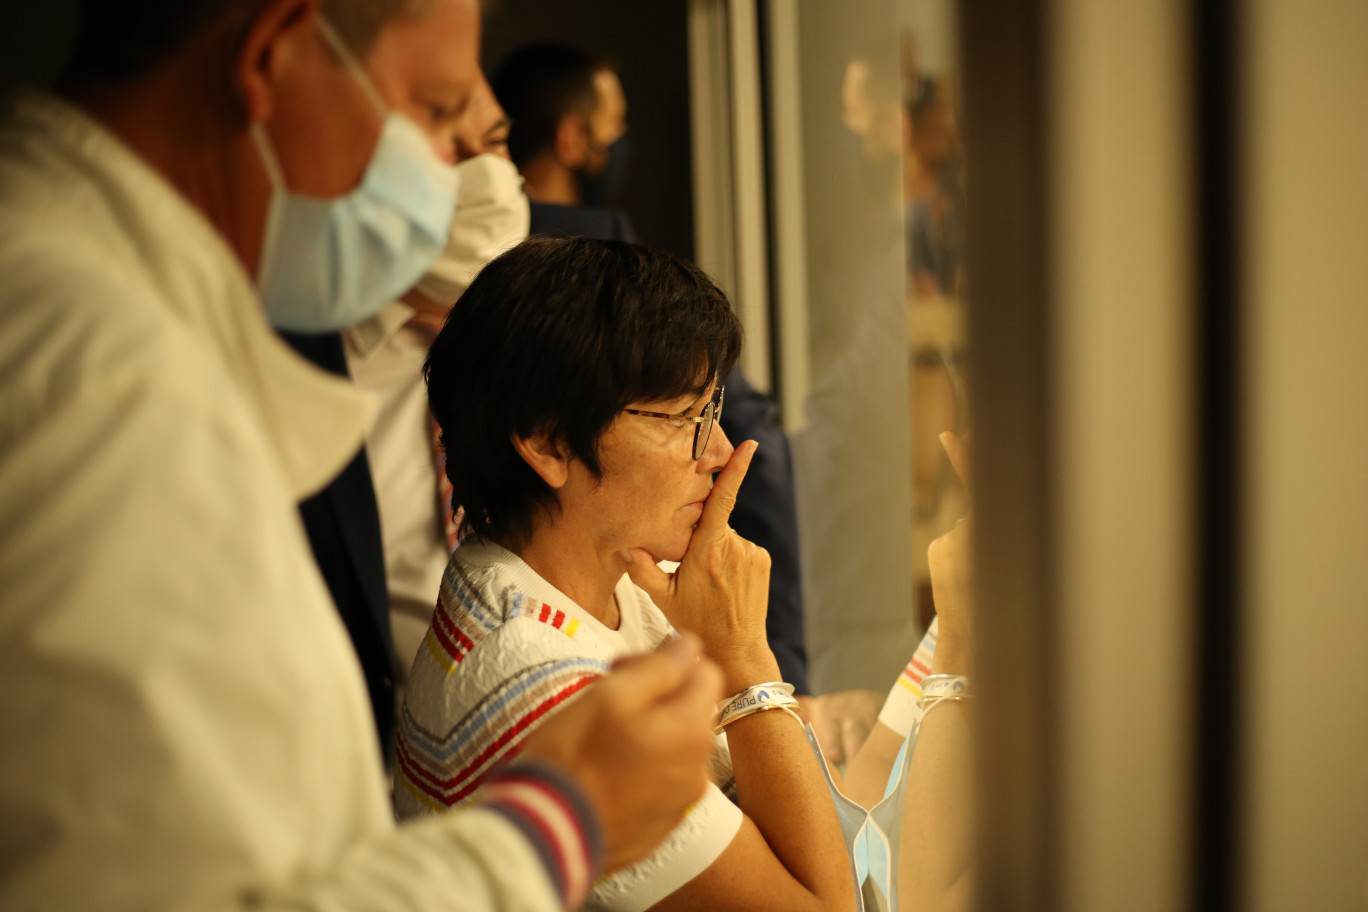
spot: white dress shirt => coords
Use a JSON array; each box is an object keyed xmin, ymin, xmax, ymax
[
  {"xmin": 344, "ymin": 302, "xmax": 452, "ymax": 682},
  {"xmin": 0, "ymin": 91, "xmax": 572, "ymax": 912}
]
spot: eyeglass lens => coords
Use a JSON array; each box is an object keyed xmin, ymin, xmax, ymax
[{"xmin": 693, "ymin": 387, "xmax": 724, "ymax": 460}]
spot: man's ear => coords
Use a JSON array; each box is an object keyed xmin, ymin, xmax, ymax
[
  {"xmin": 234, "ymin": 0, "xmax": 321, "ymax": 123},
  {"xmin": 552, "ymin": 114, "xmax": 589, "ymax": 169},
  {"xmin": 512, "ymin": 431, "xmax": 572, "ymax": 489}
]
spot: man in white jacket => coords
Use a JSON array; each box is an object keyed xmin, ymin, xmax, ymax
[{"xmin": 0, "ymin": 1, "xmax": 723, "ymax": 909}]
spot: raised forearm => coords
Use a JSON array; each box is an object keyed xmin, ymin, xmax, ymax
[
  {"xmin": 898, "ymin": 625, "xmax": 975, "ymax": 912},
  {"xmin": 725, "ymin": 694, "xmax": 857, "ymax": 911}
]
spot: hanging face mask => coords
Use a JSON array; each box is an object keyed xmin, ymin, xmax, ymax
[
  {"xmin": 576, "ymin": 133, "xmax": 630, "ymax": 209},
  {"xmin": 414, "ymin": 154, "xmax": 530, "ymax": 307},
  {"xmin": 253, "ymin": 17, "xmax": 458, "ymax": 333}
]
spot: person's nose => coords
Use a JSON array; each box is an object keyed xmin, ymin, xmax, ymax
[
  {"xmin": 700, "ymin": 423, "xmax": 733, "ymax": 473},
  {"xmin": 433, "ymin": 129, "xmax": 460, "ymax": 166}
]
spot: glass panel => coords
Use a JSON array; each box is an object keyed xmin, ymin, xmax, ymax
[
  {"xmin": 898, "ymin": 1, "xmax": 968, "ymax": 634},
  {"xmin": 785, "ymin": 0, "xmax": 918, "ymax": 696},
  {"xmin": 783, "ymin": 0, "xmax": 967, "ymax": 695}
]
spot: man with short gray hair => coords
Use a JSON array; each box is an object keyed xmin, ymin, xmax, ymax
[{"xmin": 0, "ymin": 1, "xmax": 722, "ymax": 909}]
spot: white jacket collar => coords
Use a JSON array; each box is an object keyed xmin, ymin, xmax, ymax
[{"xmin": 7, "ymin": 90, "xmax": 372, "ymax": 499}]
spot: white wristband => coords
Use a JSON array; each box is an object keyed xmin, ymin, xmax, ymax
[
  {"xmin": 917, "ymin": 674, "xmax": 969, "ymax": 706},
  {"xmin": 715, "ymin": 682, "xmax": 800, "ymax": 732}
]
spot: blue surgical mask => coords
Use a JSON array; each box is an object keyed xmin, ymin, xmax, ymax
[{"xmin": 253, "ymin": 17, "xmax": 458, "ymax": 332}]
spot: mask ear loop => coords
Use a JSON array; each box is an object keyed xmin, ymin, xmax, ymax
[
  {"xmin": 249, "ymin": 122, "xmax": 287, "ymax": 192},
  {"xmin": 315, "ymin": 16, "xmax": 389, "ymax": 117},
  {"xmin": 248, "ymin": 121, "xmax": 287, "ymax": 285}
]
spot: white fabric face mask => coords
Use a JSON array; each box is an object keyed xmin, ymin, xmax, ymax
[{"xmin": 414, "ymin": 153, "xmax": 530, "ymax": 307}]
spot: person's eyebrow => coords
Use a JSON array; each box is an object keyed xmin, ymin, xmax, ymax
[
  {"xmin": 482, "ymin": 115, "xmax": 512, "ymax": 142},
  {"xmin": 680, "ymin": 388, "xmax": 716, "ymax": 416}
]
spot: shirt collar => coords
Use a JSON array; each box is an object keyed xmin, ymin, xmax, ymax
[
  {"xmin": 456, "ymin": 538, "xmax": 642, "ymax": 642},
  {"xmin": 11, "ymin": 90, "xmax": 371, "ymax": 499}
]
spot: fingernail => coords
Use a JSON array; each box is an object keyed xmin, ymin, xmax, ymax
[{"xmin": 618, "ymin": 550, "xmax": 634, "ymax": 565}]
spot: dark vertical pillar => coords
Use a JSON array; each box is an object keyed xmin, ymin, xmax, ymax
[
  {"xmin": 960, "ymin": 0, "xmax": 1058, "ymax": 909},
  {"xmin": 1193, "ymin": 0, "xmax": 1245, "ymax": 909}
]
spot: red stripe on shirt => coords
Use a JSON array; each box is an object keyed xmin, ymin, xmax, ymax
[
  {"xmin": 396, "ymin": 675, "xmax": 599, "ymax": 805},
  {"xmin": 430, "ymin": 597, "xmax": 475, "ymax": 663}
]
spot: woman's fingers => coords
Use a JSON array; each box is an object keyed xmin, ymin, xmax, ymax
[
  {"xmin": 624, "ymin": 440, "xmax": 774, "ymax": 686},
  {"xmin": 939, "ymin": 430, "xmax": 971, "ymax": 493},
  {"xmin": 689, "ymin": 439, "xmax": 758, "ymax": 547},
  {"xmin": 928, "ymin": 518, "xmax": 974, "ymax": 643},
  {"xmin": 622, "ymin": 548, "xmax": 672, "ymax": 602}
]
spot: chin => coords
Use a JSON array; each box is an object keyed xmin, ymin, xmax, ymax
[
  {"xmin": 633, "ymin": 523, "xmax": 696, "ymax": 566},
  {"xmin": 643, "ymin": 537, "xmax": 690, "ymax": 565},
  {"xmin": 647, "ymin": 546, "xmax": 688, "ymax": 565}
]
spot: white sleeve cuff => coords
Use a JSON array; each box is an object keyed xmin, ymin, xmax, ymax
[
  {"xmin": 876, "ymin": 617, "xmax": 940, "ymax": 736},
  {"xmin": 583, "ymin": 780, "xmax": 743, "ymax": 911}
]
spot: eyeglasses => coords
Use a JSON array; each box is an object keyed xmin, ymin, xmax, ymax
[{"xmin": 624, "ymin": 386, "xmax": 726, "ymax": 460}]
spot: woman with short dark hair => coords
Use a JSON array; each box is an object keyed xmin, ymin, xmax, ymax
[
  {"xmin": 423, "ymin": 236, "xmax": 741, "ymax": 551},
  {"xmin": 394, "ymin": 237, "xmax": 858, "ymax": 911}
]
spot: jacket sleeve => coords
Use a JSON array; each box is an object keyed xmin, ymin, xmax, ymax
[{"xmin": 209, "ymin": 763, "xmax": 602, "ymax": 912}]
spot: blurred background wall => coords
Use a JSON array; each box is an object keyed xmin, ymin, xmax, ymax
[{"xmin": 0, "ymin": 3, "xmax": 78, "ymax": 92}]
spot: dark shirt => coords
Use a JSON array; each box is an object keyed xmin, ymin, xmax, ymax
[{"xmin": 528, "ymin": 201, "xmax": 639, "ymax": 244}]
